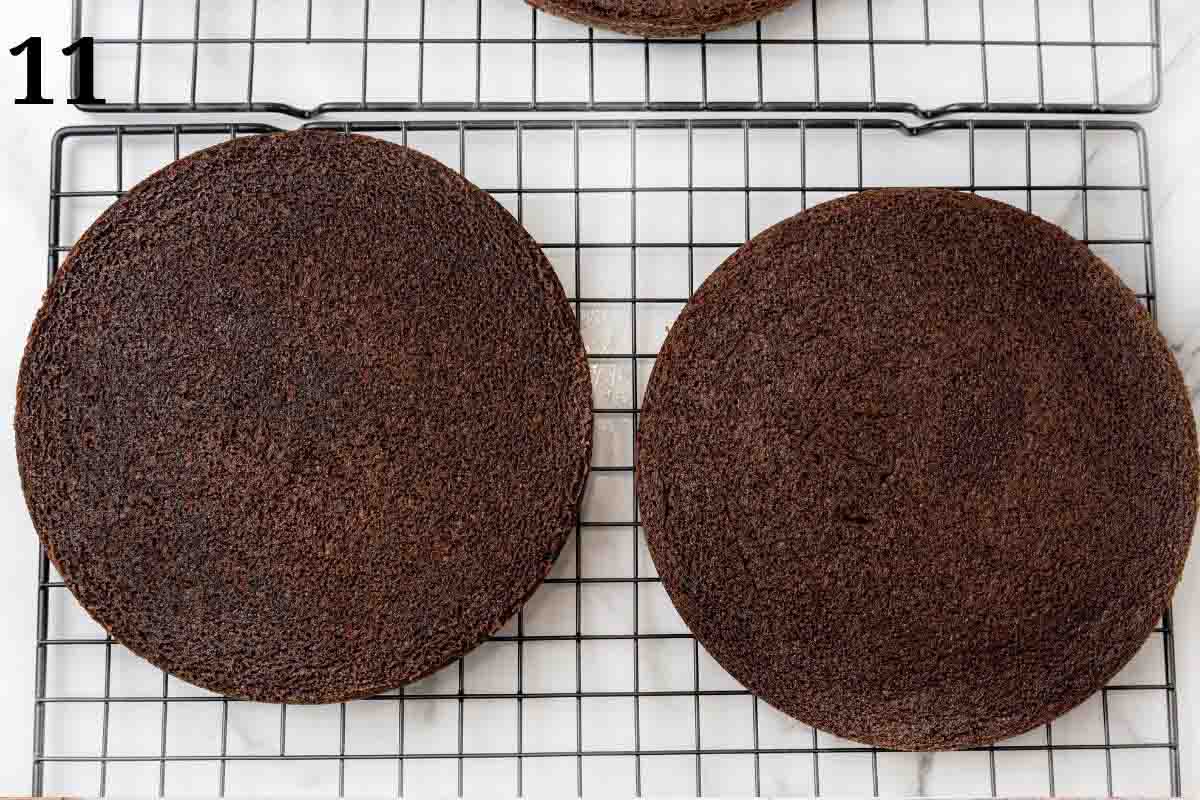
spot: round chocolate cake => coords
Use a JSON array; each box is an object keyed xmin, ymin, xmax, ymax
[
  {"xmin": 527, "ymin": 0, "xmax": 798, "ymax": 37},
  {"xmin": 637, "ymin": 188, "xmax": 1198, "ymax": 750},
  {"xmin": 16, "ymin": 130, "xmax": 593, "ymax": 704}
]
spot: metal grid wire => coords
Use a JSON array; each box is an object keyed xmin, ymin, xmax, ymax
[
  {"xmin": 36, "ymin": 119, "xmax": 1179, "ymax": 798},
  {"xmin": 70, "ymin": 0, "xmax": 1162, "ymax": 118}
]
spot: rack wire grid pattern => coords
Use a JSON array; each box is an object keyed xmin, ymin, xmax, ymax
[
  {"xmin": 36, "ymin": 119, "xmax": 1179, "ymax": 799},
  {"xmin": 70, "ymin": 0, "xmax": 1162, "ymax": 118}
]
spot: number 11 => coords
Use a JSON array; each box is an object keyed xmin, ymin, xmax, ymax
[{"xmin": 9, "ymin": 36, "xmax": 106, "ymax": 105}]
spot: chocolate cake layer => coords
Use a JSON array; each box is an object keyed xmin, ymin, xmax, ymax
[
  {"xmin": 637, "ymin": 188, "xmax": 1198, "ymax": 750},
  {"xmin": 527, "ymin": 0, "xmax": 798, "ymax": 37},
  {"xmin": 17, "ymin": 130, "xmax": 593, "ymax": 704}
]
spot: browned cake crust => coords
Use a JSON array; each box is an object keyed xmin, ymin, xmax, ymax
[
  {"xmin": 16, "ymin": 130, "xmax": 593, "ymax": 704},
  {"xmin": 637, "ymin": 188, "xmax": 1198, "ymax": 751},
  {"xmin": 527, "ymin": 0, "xmax": 798, "ymax": 36}
]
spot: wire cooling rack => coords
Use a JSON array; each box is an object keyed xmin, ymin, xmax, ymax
[
  {"xmin": 70, "ymin": 0, "xmax": 1162, "ymax": 118},
  {"xmin": 35, "ymin": 119, "xmax": 1179, "ymax": 798}
]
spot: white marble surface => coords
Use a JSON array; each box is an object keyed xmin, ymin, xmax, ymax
[{"xmin": 2, "ymin": 0, "xmax": 1200, "ymax": 797}]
